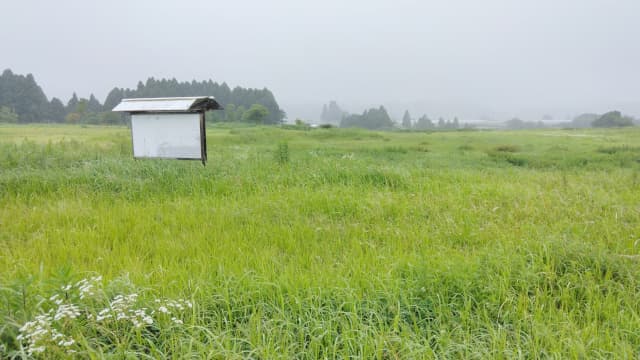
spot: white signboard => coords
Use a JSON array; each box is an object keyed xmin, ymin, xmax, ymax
[{"xmin": 131, "ymin": 113, "xmax": 203, "ymax": 159}]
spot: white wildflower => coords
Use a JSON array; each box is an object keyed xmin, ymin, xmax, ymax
[
  {"xmin": 96, "ymin": 313, "xmax": 113, "ymax": 321},
  {"xmin": 28, "ymin": 346, "xmax": 46, "ymax": 355},
  {"xmin": 74, "ymin": 275, "xmax": 103, "ymax": 299},
  {"xmin": 53, "ymin": 303, "xmax": 81, "ymax": 321},
  {"xmin": 58, "ymin": 339, "xmax": 75, "ymax": 347},
  {"xmin": 17, "ymin": 274, "xmax": 195, "ymax": 354}
]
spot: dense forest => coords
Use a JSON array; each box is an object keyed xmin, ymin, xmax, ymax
[{"xmin": 0, "ymin": 69, "xmax": 285, "ymax": 125}]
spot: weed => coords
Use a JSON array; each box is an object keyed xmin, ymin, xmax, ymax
[
  {"xmin": 493, "ymin": 144, "xmax": 521, "ymax": 153},
  {"xmin": 275, "ymin": 142, "xmax": 289, "ymax": 164},
  {"xmin": 597, "ymin": 145, "xmax": 640, "ymax": 154}
]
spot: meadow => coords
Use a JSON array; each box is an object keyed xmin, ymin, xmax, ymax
[{"xmin": 1, "ymin": 123, "xmax": 640, "ymax": 358}]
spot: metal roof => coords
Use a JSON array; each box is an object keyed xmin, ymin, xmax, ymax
[{"xmin": 112, "ymin": 96, "xmax": 222, "ymax": 113}]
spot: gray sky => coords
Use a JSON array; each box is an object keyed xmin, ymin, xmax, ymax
[{"xmin": 2, "ymin": 0, "xmax": 639, "ymax": 121}]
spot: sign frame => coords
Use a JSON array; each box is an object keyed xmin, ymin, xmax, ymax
[{"xmin": 113, "ymin": 97, "xmax": 223, "ymax": 166}]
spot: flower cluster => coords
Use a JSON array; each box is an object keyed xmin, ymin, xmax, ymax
[
  {"xmin": 153, "ymin": 298, "xmax": 193, "ymax": 325},
  {"xmin": 75, "ymin": 275, "xmax": 102, "ymax": 300},
  {"xmin": 17, "ymin": 312, "xmax": 76, "ymax": 356},
  {"xmin": 88, "ymin": 294, "xmax": 155, "ymax": 329},
  {"xmin": 15, "ymin": 275, "xmax": 194, "ymax": 356}
]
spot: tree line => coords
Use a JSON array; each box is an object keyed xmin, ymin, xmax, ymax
[
  {"xmin": 0, "ymin": 69, "xmax": 285, "ymax": 125},
  {"xmin": 320, "ymin": 101, "xmax": 637, "ymax": 131},
  {"xmin": 320, "ymin": 101, "xmax": 463, "ymax": 130},
  {"xmin": 571, "ymin": 111, "xmax": 636, "ymax": 128}
]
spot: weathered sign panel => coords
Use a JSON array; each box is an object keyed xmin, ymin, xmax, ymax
[{"xmin": 131, "ymin": 113, "xmax": 202, "ymax": 159}]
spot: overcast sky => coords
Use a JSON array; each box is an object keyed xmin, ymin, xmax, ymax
[{"xmin": 2, "ymin": 0, "xmax": 639, "ymax": 121}]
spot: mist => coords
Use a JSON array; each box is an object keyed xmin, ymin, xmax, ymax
[{"xmin": 2, "ymin": 0, "xmax": 639, "ymax": 122}]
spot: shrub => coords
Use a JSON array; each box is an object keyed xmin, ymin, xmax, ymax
[
  {"xmin": 275, "ymin": 142, "xmax": 290, "ymax": 164},
  {"xmin": 493, "ymin": 144, "xmax": 521, "ymax": 153}
]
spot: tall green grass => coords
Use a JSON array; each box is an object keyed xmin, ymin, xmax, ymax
[{"xmin": 1, "ymin": 124, "xmax": 640, "ymax": 358}]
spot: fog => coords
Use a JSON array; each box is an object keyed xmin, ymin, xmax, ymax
[{"xmin": 2, "ymin": 0, "xmax": 639, "ymax": 122}]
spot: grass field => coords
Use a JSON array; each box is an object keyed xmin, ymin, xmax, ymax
[{"xmin": 1, "ymin": 124, "xmax": 640, "ymax": 358}]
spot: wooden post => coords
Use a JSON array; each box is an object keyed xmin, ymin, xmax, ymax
[{"xmin": 200, "ymin": 111, "xmax": 207, "ymax": 166}]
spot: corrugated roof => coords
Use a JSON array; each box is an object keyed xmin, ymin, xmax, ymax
[{"xmin": 112, "ymin": 96, "xmax": 222, "ymax": 112}]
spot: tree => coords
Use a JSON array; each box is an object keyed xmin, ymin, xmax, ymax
[
  {"xmin": 1, "ymin": 70, "xmax": 286, "ymax": 125},
  {"xmin": 414, "ymin": 115, "xmax": 433, "ymax": 130},
  {"xmin": 223, "ymin": 103, "xmax": 248, "ymax": 122},
  {"xmin": 65, "ymin": 112, "xmax": 81, "ymax": 124},
  {"xmin": 225, "ymin": 104, "xmax": 237, "ymax": 122},
  {"xmin": 437, "ymin": 117, "xmax": 445, "ymax": 128},
  {"xmin": 48, "ymin": 98, "xmax": 66, "ymax": 122},
  {"xmin": 402, "ymin": 110, "xmax": 412, "ymax": 129},
  {"xmin": 592, "ymin": 111, "xmax": 634, "ymax": 127},
  {"xmin": 340, "ymin": 106, "xmax": 393, "ymax": 130},
  {"xmin": 235, "ymin": 105, "xmax": 247, "ymax": 122},
  {"xmin": 571, "ymin": 113, "xmax": 599, "ymax": 128},
  {"xmin": 242, "ymin": 104, "xmax": 269, "ymax": 123},
  {"xmin": 0, "ymin": 106, "xmax": 18, "ymax": 123},
  {"xmin": 66, "ymin": 93, "xmax": 79, "ymax": 114},
  {"xmin": 505, "ymin": 118, "xmax": 525, "ymax": 129},
  {"xmin": 321, "ymin": 101, "xmax": 347, "ymax": 125},
  {"xmin": 87, "ymin": 94, "xmax": 103, "ymax": 113},
  {"xmin": 100, "ymin": 112, "xmax": 124, "ymax": 125},
  {"xmin": 118, "ymin": 78, "xmax": 284, "ymax": 124},
  {"xmin": 0, "ymin": 69, "xmax": 50, "ymax": 122},
  {"xmin": 103, "ymin": 88, "xmax": 125, "ymax": 111},
  {"xmin": 504, "ymin": 118, "xmax": 545, "ymax": 130},
  {"xmin": 453, "ymin": 117, "xmax": 460, "ymax": 129},
  {"xmin": 75, "ymin": 99, "xmax": 88, "ymax": 115}
]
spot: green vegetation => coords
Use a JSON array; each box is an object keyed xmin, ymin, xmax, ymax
[
  {"xmin": 341, "ymin": 106, "xmax": 394, "ymax": 130},
  {"xmin": 571, "ymin": 113, "xmax": 600, "ymax": 128},
  {"xmin": 320, "ymin": 101, "xmax": 347, "ymax": 125},
  {"xmin": 105, "ymin": 78, "xmax": 285, "ymax": 125},
  {"xmin": 0, "ymin": 69, "xmax": 285, "ymax": 125},
  {"xmin": 241, "ymin": 104, "xmax": 270, "ymax": 124},
  {"xmin": 414, "ymin": 114, "xmax": 435, "ymax": 130},
  {"xmin": 592, "ymin": 110, "xmax": 635, "ymax": 128},
  {"xmin": 402, "ymin": 110, "xmax": 412, "ymax": 129},
  {"xmin": 0, "ymin": 106, "xmax": 18, "ymax": 123},
  {"xmin": 1, "ymin": 124, "xmax": 640, "ymax": 358},
  {"xmin": 0, "ymin": 70, "xmax": 53, "ymax": 123}
]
